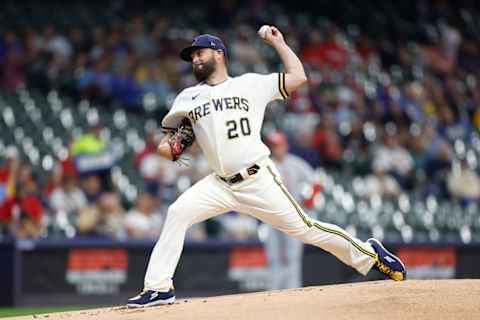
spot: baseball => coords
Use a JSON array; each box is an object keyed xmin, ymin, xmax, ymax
[{"xmin": 257, "ymin": 25, "xmax": 271, "ymax": 39}]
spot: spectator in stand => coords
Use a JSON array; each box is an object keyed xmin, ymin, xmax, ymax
[
  {"xmin": 0, "ymin": 147, "xmax": 19, "ymax": 203},
  {"xmin": 134, "ymin": 129, "xmax": 172, "ymax": 197},
  {"xmin": 0, "ymin": 31, "xmax": 26, "ymax": 91},
  {"xmin": 419, "ymin": 123, "xmax": 453, "ymax": 197},
  {"xmin": 68, "ymin": 27, "xmax": 89, "ymax": 54},
  {"xmin": 139, "ymin": 60, "xmax": 172, "ymax": 112},
  {"xmin": 125, "ymin": 193, "xmax": 165, "ymax": 239},
  {"xmin": 76, "ymin": 191, "xmax": 126, "ymax": 238},
  {"xmin": 0, "ymin": 162, "xmax": 44, "ymax": 239},
  {"xmin": 97, "ymin": 192, "xmax": 126, "ymax": 239},
  {"xmin": 76, "ymin": 204, "xmax": 99, "ymax": 237},
  {"xmin": 42, "ymin": 164, "xmax": 63, "ymax": 198},
  {"xmin": 49, "ymin": 174, "xmax": 87, "ymax": 219},
  {"xmin": 312, "ymin": 114, "xmax": 344, "ymax": 168},
  {"xmin": 438, "ymin": 105, "xmax": 472, "ymax": 143},
  {"xmin": 0, "ymin": 147, "xmax": 20, "ymax": 235},
  {"xmin": 77, "ymin": 56, "xmax": 113, "ymax": 105},
  {"xmin": 71, "ymin": 122, "xmax": 113, "ymax": 191},
  {"xmin": 302, "ymin": 26, "xmax": 349, "ymax": 70},
  {"xmin": 43, "ymin": 157, "xmax": 77, "ymax": 197},
  {"xmin": 71, "ymin": 122, "xmax": 106, "ymax": 156},
  {"xmin": 111, "ymin": 51, "xmax": 143, "ymax": 110},
  {"xmin": 128, "ymin": 16, "xmax": 155, "ymax": 58},
  {"xmin": 420, "ymin": 23, "xmax": 460, "ymax": 75},
  {"xmin": 447, "ymin": 160, "xmax": 480, "ymax": 203},
  {"xmin": 334, "ymin": 85, "xmax": 358, "ymax": 127},
  {"xmin": 474, "ymin": 108, "xmax": 480, "ymax": 131},
  {"xmin": 372, "ymin": 128, "xmax": 414, "ymax": 189},
  {"xmin": 134, "ymin": 130, "xmax": 160, "ymax": 195},
  {"xmin": 14, "ymin": 172, "xmax": 44, "ymax": 239},
  {"xmin": 42, "ymin": 25, "xmax": 73, "ymax": 59},
  {"xmin": 81, "ymin": 174, "xmax": 103, "ymax": 204}
]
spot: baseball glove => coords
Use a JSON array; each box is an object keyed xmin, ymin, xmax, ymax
[{"xmin": 167, "ymin": 118, "xmax": 195, "ymax": 161}]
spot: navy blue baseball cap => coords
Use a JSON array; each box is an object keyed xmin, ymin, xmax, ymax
[{"xmin": 180, "ymin": 34, "xmax": 227, "ymax": 62}]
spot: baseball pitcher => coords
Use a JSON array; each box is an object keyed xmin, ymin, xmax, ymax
[{"xmin": 127, "ymin": 25, "xmax": 406, "ymax": 308}]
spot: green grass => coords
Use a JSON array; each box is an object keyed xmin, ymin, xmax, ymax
[{"xmin": 0, "ymin": 306, "xmax": 98, "ymax": 318}]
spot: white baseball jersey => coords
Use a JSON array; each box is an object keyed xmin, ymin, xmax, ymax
[{"xmin": 162, "ymin": 73, "xmax": 289, "ymax": 177}]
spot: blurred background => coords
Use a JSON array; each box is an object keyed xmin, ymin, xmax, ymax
[{"xmin": 1, "ymin": 0, "xmax": 480, "ymax": 312}]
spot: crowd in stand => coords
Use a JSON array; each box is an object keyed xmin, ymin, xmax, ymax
[{"xmin": 1, "ymin": 1, "xmax": 480, "ymax": 240}]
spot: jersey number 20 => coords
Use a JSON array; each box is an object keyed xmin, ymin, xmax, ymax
[{"xmin": 226, "ymin": 118, "xmax": 251, "ymax": 139}]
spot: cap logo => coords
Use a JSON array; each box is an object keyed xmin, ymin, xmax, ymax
[{"xmin": 210, "ymin": 41, "xmax": 215, "ymax": 46}]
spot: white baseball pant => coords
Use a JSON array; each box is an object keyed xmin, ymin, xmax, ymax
[{"xmin": 144, "ymin": 158, "xmax": 376, "ymax": 291}]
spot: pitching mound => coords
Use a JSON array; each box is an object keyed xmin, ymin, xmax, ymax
[{"xmin": 12, "ymin": 280, "xmax": 480, "ymax": 320}]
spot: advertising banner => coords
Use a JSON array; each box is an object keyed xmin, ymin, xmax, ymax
[
  {"xmin": 66, "ymin": 249, "xmax": 128, "ymax": 295},
  {"xmin": 396, "ymin": 247, "xmax": 456, "ymax": 279},
  {"xmin": 228, "ymin": 246, "xmax": 269, "ymax": 291}
]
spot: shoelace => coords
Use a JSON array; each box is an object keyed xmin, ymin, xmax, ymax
[{"xmin": 136, "ymin": 290, "xmax": 148, "ymax": 296}]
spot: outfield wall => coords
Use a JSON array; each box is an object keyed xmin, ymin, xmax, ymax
[{"xmin": 0, "ymin": 239, "xmax": 478, "ymax": 307}]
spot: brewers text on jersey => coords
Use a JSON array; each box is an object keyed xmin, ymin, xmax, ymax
[{"xmin": 187, "ymin": 96, "xmax": 250, "ymax": 124}]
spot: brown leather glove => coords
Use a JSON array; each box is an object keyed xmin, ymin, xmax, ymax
[{"xmin": 167, "ymin": 118, "xmax": 195, "ymax": 161}]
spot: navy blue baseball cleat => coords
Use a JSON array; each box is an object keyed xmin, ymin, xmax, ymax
[
  {"xmin": 368, "ymin": 238, "xmax": 407, "ymax": 281},
  {"xmin": 127, "ymin": 289, "xmax": 176, "ymax": 308}
]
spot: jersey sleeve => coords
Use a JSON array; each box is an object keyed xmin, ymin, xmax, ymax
[
  {"xmin": 161, "ymin": 90, "xmax": 189, "ymax": 131},
  {"xmin": 247, "ymin": 73, "xmax": 289, "ymax": 103}
]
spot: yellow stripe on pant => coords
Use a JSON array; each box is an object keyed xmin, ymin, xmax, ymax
[{"xmin": 266, "ymin": 166, "xmax": 376, "ymax": 259}]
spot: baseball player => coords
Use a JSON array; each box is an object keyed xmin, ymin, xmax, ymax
[
  {"xmin": 264, "ymin": 131, "xmax": 313, "ymax": 290},
  {"xmin": 127, "ymin": 26, "xmax": 406, "ymax": 308}
]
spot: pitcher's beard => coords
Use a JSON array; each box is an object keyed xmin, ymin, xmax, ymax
[{"xmin": 193, "ymin": 59, "xmax": 216, "ymax": 82}]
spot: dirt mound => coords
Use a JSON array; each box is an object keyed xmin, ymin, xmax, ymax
[{"xmin": 13, "ymin": 280, "xmax": 480, "ymax": 320}]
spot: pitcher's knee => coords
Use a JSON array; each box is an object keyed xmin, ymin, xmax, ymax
[
  {"xmin": 165, "ymin": 201, "xmax": 191, "ymax": 226},
  {"xmin": 280, "ymin": 226, "xmax": 312, "ymax": 242}
]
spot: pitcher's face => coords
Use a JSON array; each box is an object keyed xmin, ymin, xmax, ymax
[{"xmin": 191, "ymin": 48, "xmax": 217, "ymax": 82}]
